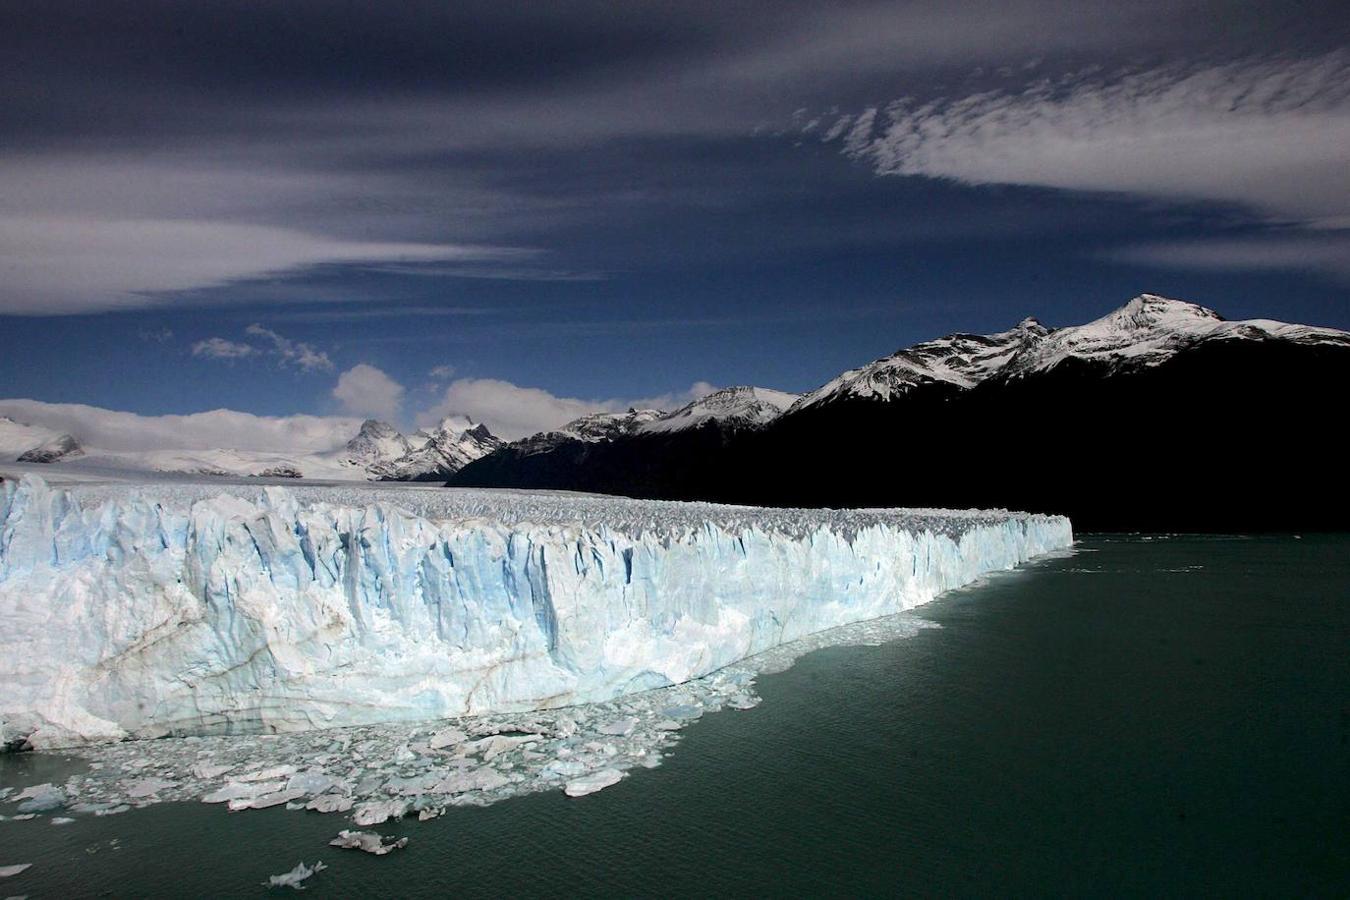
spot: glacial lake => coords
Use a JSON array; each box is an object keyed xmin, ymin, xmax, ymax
[{"xmin": 3, "ymin": 534, "xmax": 1348, "ymax": 896}]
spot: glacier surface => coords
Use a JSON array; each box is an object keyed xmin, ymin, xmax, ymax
[{"xmin": 0, "ymin": 474, "xmax": 1071, "ymax": 748}]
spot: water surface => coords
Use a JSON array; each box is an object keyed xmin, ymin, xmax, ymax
[{"xmin": 3, "ymin": 535, "xmax": 1347, "ymax": 896}]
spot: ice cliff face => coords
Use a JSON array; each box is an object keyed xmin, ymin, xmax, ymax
[{"xmin": 0, "ymin": 475, "xmax": 1071, "ymax": 748}]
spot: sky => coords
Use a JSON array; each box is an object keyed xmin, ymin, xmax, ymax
[{"xmin": 1, "ymin": 1, "xmax": 1348, "ymax": 445}]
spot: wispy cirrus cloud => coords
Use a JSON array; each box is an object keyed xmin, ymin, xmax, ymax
[
  {"xmin": 818, "ymin": 51, "xmax": 1350, "ymax": 281},
  {"xmin": 191, "ymin": 324, "xmax": 334, "ymax": 371},
  {"xmin": 191, "ymin": 337, "xmax": 257, "ymax": 360},
  {"xmin": 0, "ymin": 215, "xmax": 524, "ymax": 315},
  {"xmin": 825, "ymin": 51, "xmax": 1350, "ymax": 226}
]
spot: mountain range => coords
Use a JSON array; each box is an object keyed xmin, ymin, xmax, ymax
[
  {"xmin": 1, "ymin": 414, "xmax": 503, "ymax": 482},
  {"xmin": 451, "ymin": 295, "xmax": 1350, "ymax": 531}
]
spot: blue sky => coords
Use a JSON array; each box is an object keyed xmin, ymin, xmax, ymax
[{"xmin": 2, "ymin": 1, "xmax": 1348, "ymax": 442}]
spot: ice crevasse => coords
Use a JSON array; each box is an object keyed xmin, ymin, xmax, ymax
[{"xmin": 0, "ymin": 475, "xmax": 1072, "ymax": 748}]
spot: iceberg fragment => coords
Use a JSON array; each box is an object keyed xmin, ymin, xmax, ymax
[
  {"xmin": 564, "ymin": 768, "xmax": 624, "ymax": 797},
  {"xmin": 267, "ymin": 860, "xmax": 326, "ymax": 889},
  {"xmin": 329, "ymin": 830, "xmax": 408, "ymax": 855}
]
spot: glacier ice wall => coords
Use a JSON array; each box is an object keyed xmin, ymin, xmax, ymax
[{"xmin": 0, "ymin": 475, "xmax": 1072, "ymax": 748}]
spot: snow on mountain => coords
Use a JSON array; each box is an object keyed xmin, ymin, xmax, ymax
[
  {"xmin": 1003, "ymin": 294, "xmax": 1350, "ymax": 376},
  {"xmin": 372, "ymin": 416, "xmax": 504, "ymax": 481},
  {"xmin": 0, "ymin": 474, "xmax": 1072, "ymax": 747},
  {"xmin": 505, "ymin": 388, "xmax": 799, "ymax": 452},
  {"xmin": 339, "ymin": 419, "xmax": 414, "ymax": 469},
  {"xmin": 557, "ymin": 409, "xmax": 665, "ymax": 442},
  {"xmin": 0, "ymin": 415, "xmax": 64, "ymax": 459},
  {"xmin": 502, "ymin": 409, "xmax": 665, "ymax": 457},
  {"xmin": 795, "ymin": 294, "xmax": 1350, "ymax": 410},
  {"xmin": 16, "ymin": 433, "xmax": 84, "ymax": 463},
  {"xmin": 0, "ymin": 416, "xmax": 504, "ymax": 482},
  {"xmin": 640, "ymin": 386, "xmax": 799, "ymax": 433},
  {"xmin": 794, "ymin": 319, "xmax": 1050, "ymax": 408}
]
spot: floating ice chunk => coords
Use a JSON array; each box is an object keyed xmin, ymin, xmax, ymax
[
  {"xmin": 0, "ymin": 862, "xmax": 33, "ymax": 877},
  {"xmin": 15, "ymin": 784, "xmax": 64, "ymax": 813},
  {"xmin": 239, "ymin": 765, "xmax": 296, "ymax": 783},
  {"xmin": 284, "ymin": 772, "xmax": 336, "ymax": 796},
  {"xmin": 305, "ymin": 795, "xmax": 353, "ymax": 814},
  {"xmin": 564, "ymin": 768, "xmax": 624, "ymax": 797},
  {"xmin": 329, "ymin": 830, "xmax": 408, "ymax": 855},
  {"xmin": 230, "ymin": 789, "xmax": 306, "ymax": 811},
  {"xmin": 202, "ymin": 781, "xmax": 283, "ymax": 804},
  {"xmin": 598, "ymin": 717, "xmax": 638, "ymax": 736},
  {"xmin": 432, "ymin": 728, "xmax": 475, "ymax": 750},
  {"xmin": 463, "ymin": 734, "xmax": 538, "ymax": 761},
  {"xmin": 124, "ymin": 777, "xmax": 176, "ymax": 798},
  {"xmin": 352, "ymin": 800, "xmax": 409, "ymax": 826},
  {"xmin": 542, "ymin": 759, "xmax": 586, "ymax": 778},
  {"xmin": 432, "ymin": 768, "xmax": 509, "ymax": 794},
  {"xmin": 267, "ymin": 860, "xmax": 326, "ymax": 889},
  {"xmin": 192, "ymin": 763, "xmax": 234, "ymax": 780},
  {"xmin": 661, "ymin": 704, "xmax": 703, "ymax": 720},
  {"xmin": 50, "ymin": 817, "xmax": 75, "ymax": 825}
]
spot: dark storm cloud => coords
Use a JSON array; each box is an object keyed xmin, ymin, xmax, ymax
[{"xmin": 2, "ymin": 0, "xmax": 1348, "ymax": 312}]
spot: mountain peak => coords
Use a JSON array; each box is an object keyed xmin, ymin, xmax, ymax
[
  {"xmin": 1106, "ymin": 294, "xmax": 1223, "ymax": 331},
  {"xmin": 641, "ymin": 385, "xmax": 798, "ymax": 433}
]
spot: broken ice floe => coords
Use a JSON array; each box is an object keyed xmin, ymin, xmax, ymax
[
  {"xmin": 329, "ymin": 831, "xmax": 408, "ymax": 855},
  {"xmin": 267, "ymin": 860, "xmax": 326, "ymax": 889},
  {"xmin": 0, "ymin": 862, "xmax": 33, "ymax": 877},
  {"xmin": 1, "ymin": 612, "xmax": 934, "ymax": 833}
]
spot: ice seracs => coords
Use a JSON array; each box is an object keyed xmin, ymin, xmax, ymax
[{"xmin": 0, "ymin": 474, "xmax": 1071, "ymax": 749}]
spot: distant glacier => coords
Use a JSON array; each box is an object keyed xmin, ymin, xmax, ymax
[{"xmin": 0, "ymin": 475, "xmax": 1072, "ymax": 748}]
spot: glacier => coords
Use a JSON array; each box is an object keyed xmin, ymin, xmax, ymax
[{"xmin": 0, "ymin": 474, "xmax": 1072, "ymax": 749}]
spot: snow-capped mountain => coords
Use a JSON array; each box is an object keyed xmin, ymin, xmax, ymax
[
  {"xmin": 557, "ymin": 409, "xmax": 665, "ymax": 442},
  {"xmin": 371, "ymin": 416, "xmax": 504, "ymax": 481},
  {"xmin": 452, "ymin": 294, "xmax": 1350, "ymax": 530},
  {"xmin": 1, "ymin": 416, "xmax": 64, "ymax": 460},
  {"xmin": 340, "ymin": 419, "xmax": 414, "ymax": 469},
  {"xmin": 16, "ymin": 433, "xmax": 84, "ymax": 463},
  {"xmin": 641, "ymin": 386, "xmax": 798, "ymax": 433},
  {"xmin": 795, "ymin": 294, "xmax": 1350, "ymax": 411},
  {"xmin": 1, "ymin": 415, "xmax": 502, "ymax": 482},
  {"xmin": 794, "ymin": 319, "xmax": 1050, "ymax": 408}
]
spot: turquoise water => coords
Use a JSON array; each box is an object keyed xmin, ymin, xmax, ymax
[{"xmin": 3, "ymin": 535, "xmax": 1348, "ymax": 896}]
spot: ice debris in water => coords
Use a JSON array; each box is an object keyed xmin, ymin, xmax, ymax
[
  {"xmin": 330, "ymin": 831, "xmax": 408, "ymax": 855},
  {"xmin": 267, "ymin": 860, "xmax": 326, "ymax": 889},
  {"xmin": 0, "ymin": 475, "xmax": 1070, "ymax": 750},
  {"xmin": 0, "ymin": 611, "xmax": 942, "ymax": 836},
  {"xmin": 0, "ymin": 863, "xmax": 33, "ymax": 877},
  {"xmin": 564, "ymin": 768, "xmax": 624, "ymax": 797}
]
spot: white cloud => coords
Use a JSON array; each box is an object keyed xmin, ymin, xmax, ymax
[
  {"xmin": 244, "ymin": 324, "xmax": 334, "ymax": 371},
  {"xmin": 0, "ymin": 398, "xmax": 360, "ymax": 453},
  {"xmin": 428, "ymin": 364, "xmax": 456, "ymax": 379},
  {"xmin": 829, "ymin": 52, "xmax": 1350, "ymax": 226},
  {"xmin": 418, "ymin": 378, "xmax": 716, "ymax": 440},
  {"xmin": 332, "ymin": 364, "xmax": 405, "ymax": 421},
  {"xmin": 1106, "ymin": 233, "xmax": 1350, "ymax": 281},
  {"xmin": 0, "ymin": 215, "xmax": 523, "ymax": 315},
  {"xmin": 191, "ymin": 337, "xmax": 257, "ymax": 360}
]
